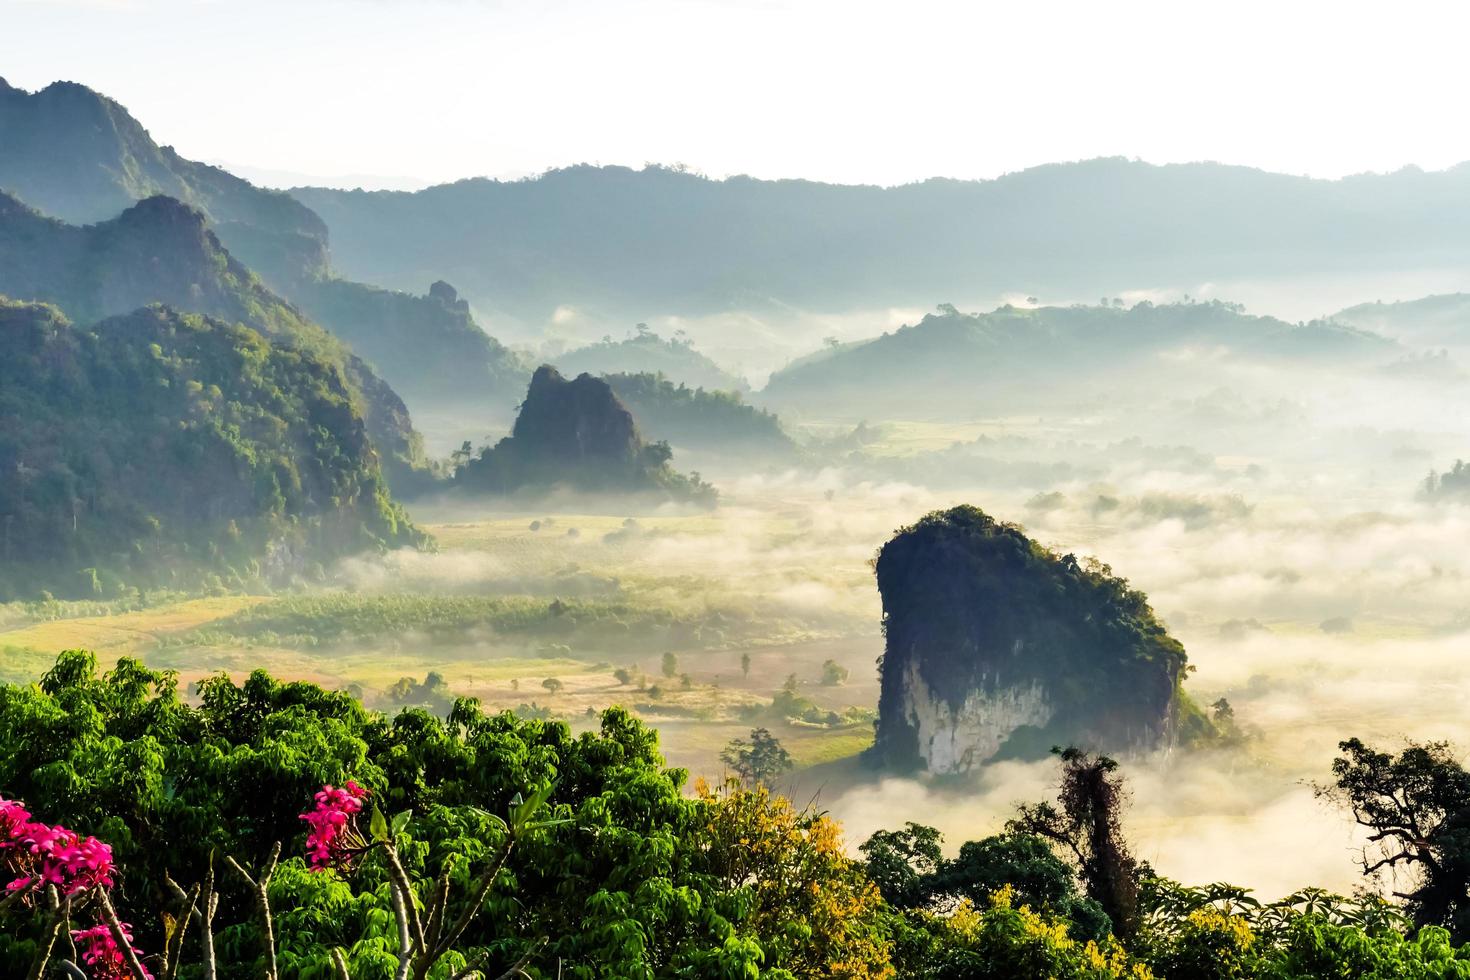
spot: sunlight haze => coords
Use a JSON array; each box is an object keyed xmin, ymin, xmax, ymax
[{"xmin": 7, "ymin": 0, "xmax": 1470, "ymax": 187}]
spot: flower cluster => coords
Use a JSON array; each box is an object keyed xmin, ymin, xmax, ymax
[
  {"xmin": 301, "ymin": 781, "xmax": 370, "ymax": 870},
  {"xmin": 72, "ymin": 922, "xmax": 154, "ymax": 980},
  {"xmin": 0, "ymin": 795, "xmax": 115, "ymax": 897}
]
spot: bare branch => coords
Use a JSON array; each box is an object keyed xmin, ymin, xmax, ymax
[
  {"xmin": 97, "ymin": 888, "xmax": 153, "ymax": 980},
  {"xmin": 23, "ymin": 886, "xmax": 67, "ymax": 980},
  {"xmin": 226, "ymin": 843, "xmax": 282, "ymax": 980}
]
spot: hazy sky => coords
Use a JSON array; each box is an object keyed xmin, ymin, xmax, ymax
[{"xmin": 6, "ymin": 0, "xmax": 1469, "ymax": 188}]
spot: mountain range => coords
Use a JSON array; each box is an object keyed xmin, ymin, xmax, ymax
[{"xmin": 0, "ymin": 77, "xmax": 527, "ymax": 416}]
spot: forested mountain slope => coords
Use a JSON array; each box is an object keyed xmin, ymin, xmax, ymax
[{"xmin": 0, "ymin": 299, "xmax": 422, "ymax": 599}]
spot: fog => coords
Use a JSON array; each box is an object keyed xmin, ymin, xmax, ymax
[{"xmin": 161, "ymin": 283, "xmax": 1470, "ymax": 903}]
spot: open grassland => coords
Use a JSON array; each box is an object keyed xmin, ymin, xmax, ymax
[{"xmin": 0, "ymin": 497, "xmax": 887, "ymax": 777}]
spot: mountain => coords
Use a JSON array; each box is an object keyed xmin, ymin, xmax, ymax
[
  {"xmin": 0, "ymin": 79, "xmax": 525, "ymax": 414},
  {"xmin": 290, "ymin": 161, "xmax": 1470, "ymax": 329},
  {"xmin": 554, "ymin": 329, "xmax": 748, "ymax": 391},
  {"xmin": 290, "ymin": 279, "xmax": 527, "ymax": 411},
  {"xmin": 870, "ymin": 506, "xmax": 1208, "ymax": 773},
  {"xmin": 456, "ymin": 366, "xmax": 716, "ymax": 505},
  {"xmin": 0, "ymin": 191, "xmax": 430, "ymax": 490},
  {"xmin": 1333, "ymin": 294, "xmax": 1470, "ymax": 347},
  {"xmin": 0, "ymin": 78, "xmax": 327, "ymax": 278},
  {"xmin": 600, "ymin": 372, "xmax": 796, "ymax": 458},
  {"xmin": 0, "ymin": 298, "xmax": 423, "ymax": 600},
  {"xmin": 760, "ymin": 301, "xmax": 1396, "ymax": 417}
]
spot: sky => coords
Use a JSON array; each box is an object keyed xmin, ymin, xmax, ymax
[{"xmin": 5, "ymin": 0, "xmax": 1470, "ymax": 189}]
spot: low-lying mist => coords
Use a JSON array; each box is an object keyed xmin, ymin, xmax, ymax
[{"xmin": 312, "ymin": 295, "xmax": 1470, "ymax": 902}]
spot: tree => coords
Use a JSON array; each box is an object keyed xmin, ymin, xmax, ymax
[
  {"xmin": 740, "ymin": 652, "xmax": 751, "ymax": 678},
  {"xmin": 860, "ymin": 822, "xmax": 943, "ymax": 908},
  {"xmin": 934, "ymin": 834, "xmax": 1111, "ymax": 941},
  {"xmin": 1320, "ymin": 737, "xmax": 1470, "ymax": 939},
  {"xmin": 541, "ymin": 677, "xmax": 563, "ymax": 695},
  {"xmin": 0, "ymin": 651, "xmax": 783, "ymax": 978},
  {"xmin": 695, "ymin": 778, "xmax": 893, "ymax": 979},
  {"xmin": 1011, "ymin": 747, "xmax": 1141, "ymax": 940},
  {"xmin": 661, "ymin": 651, "xmax": 678, "ymax": 678},
  {"xmin": 820, "ymin": 659, "xmax": 849, "ymax": 686},
  {"xmin": 721, "ymin": 728, "xmax": 793, "ymax": 785},
  {"xmin": 613, "ymin": 667, "xmax": 632, "ymax": 686}
]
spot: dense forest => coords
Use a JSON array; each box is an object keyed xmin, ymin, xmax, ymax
[
  {"xmin": 2, "ymin": 651, "xmax": 1468, "ymax": 979},
  {"xmin": 0, "ymin": 298, "xmax": 422, "ymax": 600}
]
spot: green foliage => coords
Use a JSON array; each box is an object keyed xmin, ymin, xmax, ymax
[
  {"xmin": 0, "ymin": 299, "xmax": 422, "ymax": 599},
  {"xmin": 0, "ymin": 650, "xmax": 785, "ymax": 979},
  {"xmin": 887, "ymin": 888, "xmax": 1150, "ymax": 980},
  {"xmin": 859, "ymin": 822, "xmax": 942, "ymax": 909}
]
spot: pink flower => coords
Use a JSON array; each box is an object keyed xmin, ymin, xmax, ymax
[
  {"xmin": 300, "ymin": 781, "xmax": 371, "ymax": 870},
  {"xmin": 72, "ymin": 922, "xmax": 154, "ymax": 980},
  {"xmin": 0, "ymin": 795, "xmax": 115, "ymax": 897}
]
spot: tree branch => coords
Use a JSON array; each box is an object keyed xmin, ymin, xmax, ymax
[
  {"xmin": 97, "ymin": 888, "xmax": 153, "ymax": 980},
  {"xmin": 23, "ymin": 886, "xmax": 67, "ymax": 980},
  {"xmin": 227, "ymin": 843, "xmax": 281, "ymax": 980}
]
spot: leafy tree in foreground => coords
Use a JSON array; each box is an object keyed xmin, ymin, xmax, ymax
[
  {"xmin": 859, "ymin": 822, "xmax": 943, "ymax": 909},
  {"xmin": 0, "ymin": 651, "xmax": 775, "ymax": 978},
  {"xmin": 1320, "ymin": 737, "xmax": 1470, "ymax": 941},
  {"xmin": 1011, "ymin": 747, "xmax": 1142, "ymax": 941}
]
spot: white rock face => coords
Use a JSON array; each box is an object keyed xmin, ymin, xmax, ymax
[{"xmin": 899, "ymin": 657, "xmax": 1053, "ymax": 773}]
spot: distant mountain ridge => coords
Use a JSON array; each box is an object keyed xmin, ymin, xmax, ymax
[
  {"xmin": 290, "ymin": 160, "xmax": 1470, "ymax": 328},
  {"xmin": 554, "ymin": 328, "xmax": 748, "ymax": 392},
  {"xmin": 761, "ymin": 301, "xmax": 1397, "ymax": 416}
]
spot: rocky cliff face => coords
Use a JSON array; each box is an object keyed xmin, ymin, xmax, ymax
[{"xmin": 872, "ymin": 505, "xmax": 1192, "ymax": 774}]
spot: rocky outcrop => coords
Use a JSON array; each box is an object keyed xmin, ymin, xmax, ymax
[
  {"xmin": 872, "ymin": 505, "xmax": 1192, "ymax": 774},
  {"xmin": 456, "ymin": 366, "xmax": 716, "ymax": 505}
]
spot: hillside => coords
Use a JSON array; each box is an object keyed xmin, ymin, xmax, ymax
[
  {"xmin": 0, "ymin": 191, "xmax": 432, "ymax": 488},
  {"xmin": 554, "ymin": 328, "xmax": 748, "ymax": 391},
  {"xmin": 761, "ymin": 301, "xmax": 1397, "ymax": 416},
  {"xmin": 0, "ymin": 298, "xmax": 422, "ymax": 600},
  {"xmin": 601, "ymin": 372, "xmax": 797, "ymax": 457},
  {"xmin": 1334, "ymin": 293, "xmax": 1470, "ymax": 346},
  {"xmin": 291, "ymin": 160, "xmax": 1470, "ymax": 327},
  {"xmin": 291, "ymin": 279, "xmax": 528, "ymax": 411},
  {"xmin": 0, "ymin": 77, "xmax": 327, "ymax": 279},
  {"xmin": 456, "ymin": 366, "xmax": 717, "ymax": 504},
  {"xmin": 0, "ymin": 79, "xmax": 525, "ymax": 413}
]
